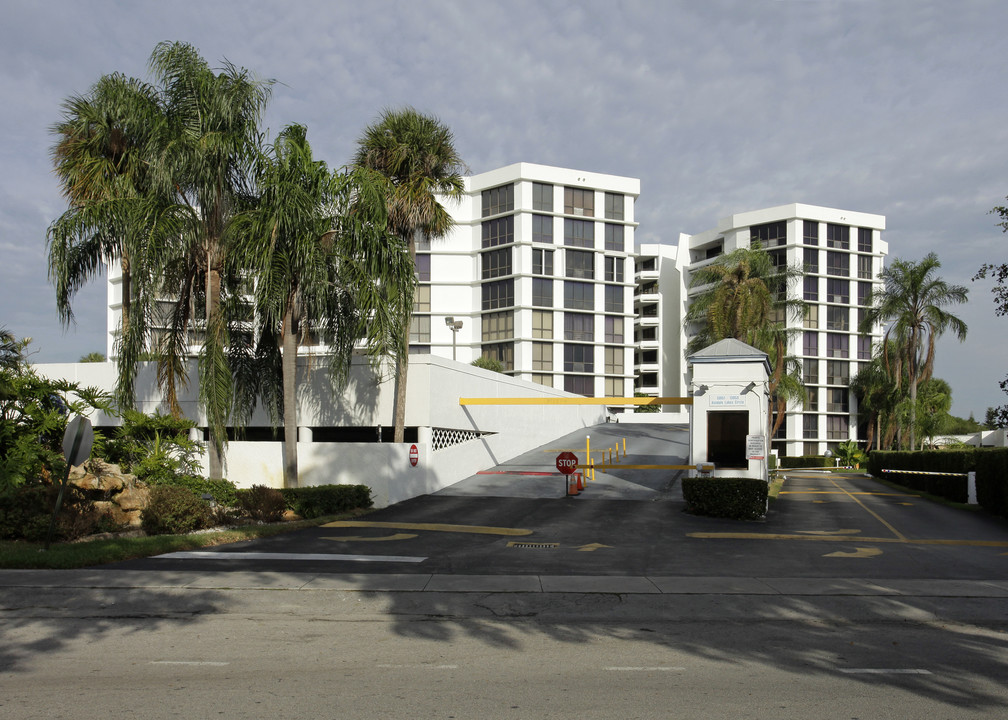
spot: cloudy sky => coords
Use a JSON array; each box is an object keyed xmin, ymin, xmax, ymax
[{"xmin": 2, "ymin": 0, "xmax": 1006, "ymax": 419}]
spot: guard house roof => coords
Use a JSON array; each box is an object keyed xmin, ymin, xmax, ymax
[{"xmin": 687, "ymin": 338, "xmax": 771, "ymax": 373}]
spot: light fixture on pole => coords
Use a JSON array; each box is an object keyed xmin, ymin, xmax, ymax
[{"xmin": 445, "ymin": 316, "xmax": 463, "ymax": 361}]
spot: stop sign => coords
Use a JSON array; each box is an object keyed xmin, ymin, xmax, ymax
[{"xmin": 555, "ymin": 451, "xmax": 578, "ymax": 475}]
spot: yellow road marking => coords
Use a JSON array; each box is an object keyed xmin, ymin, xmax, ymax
[
  {"xmin": 577, "ymin": 543, "xmax": 613, "ymax": 552},
  {"xmin": 687, "ymin": 532, "xmax": 1008, "ymax": 548},
  {"xmin": 321, "ymin": 520, "xmax": 533, "ymax": 537},
  {"xmin": 797, "ymin": 529, "xmax": 862, "ymax": 536},
  {"xmin": 460, "ymin": 396, "xmax": 692, "ymax": 406},
  {"xmin": 781, "ymin": 491, "xmax": 918, "ymax": 497},
  {"xmin": 321, "ymin": 533, "xmax": 418, "ymax": 542},
  {"xmin": 829, "ymin": 477, "xmax": 907, "ymax": 541},
  {"xmin": 825, "ymin": 547, "xmax": 883, "ymax": 558}
]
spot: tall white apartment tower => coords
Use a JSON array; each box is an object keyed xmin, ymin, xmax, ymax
[
  {"xmin": 676, "ymin": 204, "xmax": 888, "ymax": 457},
  {"xmin": 415, "ymin": 163, "xmax": 640, "ymax": 398}
]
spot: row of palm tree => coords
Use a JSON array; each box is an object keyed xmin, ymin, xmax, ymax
[{"xmin": 47, "ymin": 42, "xmax": 462, "ymax": 486}]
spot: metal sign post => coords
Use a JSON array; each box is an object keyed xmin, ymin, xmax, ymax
[{"xmin": 45, "ymin": 415, "xmax": 94, "ymax": 550}]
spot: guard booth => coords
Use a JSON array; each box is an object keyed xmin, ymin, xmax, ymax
[{"xmin": 687, "ymin": 338, "xmax": 771, "ymax": 482}]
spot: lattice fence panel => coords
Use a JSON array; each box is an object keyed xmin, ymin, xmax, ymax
[{"xmin": 432, "ymin": 427, "xmax": 488, "ymax": 452}]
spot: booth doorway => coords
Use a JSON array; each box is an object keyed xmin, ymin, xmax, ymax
[{"xmin": 707, "ymin": 411, "xmax": 748, "ymax": 468}]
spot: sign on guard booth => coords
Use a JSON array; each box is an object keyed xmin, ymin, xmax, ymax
[{"xmin": 409, "ymin": 444, "xmax": 418, "ymax": 467}]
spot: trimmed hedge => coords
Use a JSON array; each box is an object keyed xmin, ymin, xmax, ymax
[
  {"xmin": 279, "ymin": 484, "xmax": 373, "ymax": 519},
  {"xmin": 780, "ymin": 455, "xmax": 830, "ymax": 469},
  {"xmin": 682, "ymin": 476, "xmax": 768, "ymax": 520},
  {"xmin": 975, "ymin": 449, "xmax": 1008, "ymax": 518}
]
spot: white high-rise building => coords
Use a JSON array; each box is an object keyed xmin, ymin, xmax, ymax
[
  {"xmin": 416, "ymin": 162, "xmax": 640, "ymax": 399},
  {"xmin": 671, "ymin": 204, "xmax": 888, "ymax": 456}
]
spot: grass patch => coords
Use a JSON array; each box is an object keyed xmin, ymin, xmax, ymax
[
  {"xmin": 768, "ymin": 473, "xmax": 786, "ymax": 500},
  {"xmin": 0, "ymin": 510, "xmax": 369, "ymax": 570}
]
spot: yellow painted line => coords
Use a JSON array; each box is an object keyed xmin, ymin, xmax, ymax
[
  {"xmin": 824, "ymin": 547, "xmax": 883, "ymax": 558},
  {"xmin": 781, "ymin": 491, "xmax": 919, "ymax": 497},
  {"xmin": 321, "ymin": 533, "xmax": 418, "ymax": 542},
  {"xmin": 459, "ymin": 396, "xmax": 693, "ymax": 406},
  {"xmin": 797, "ymin": 529, "xmax": 862, "ymax": 536},
  {"xmin": 321, "ymin": 520, "xmax": 533, "ymax": 537},
  {"xmin": 687, "ymin": 532, "xmax": 1008, "ymax": 548},
  {"xmin": 830, "ymin": 477, "xmax": 907, "ymax": 541}
]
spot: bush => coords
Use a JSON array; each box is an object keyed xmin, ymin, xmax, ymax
[
  {"xmin": 780, "ymin": 455, "xmax": 830, "ymax": 469},
  {"xmin": 279, "ymin": 485, "xmax": 373, "ymax": 519},
  {"xmin": 0, "ymin": 481, "xmax": 101, "ymax": 541},
  {"xmin": 235, "ymin": 485, "xmax": 286, "ymax": 523},
  {"xmin": 682, "ymin": 476, "xmax": 768, "ymax": 520},
  {"xmin": 975, "ymin": 449, "xmax": 1008, "ymax": 518},
  {"xmin": 868, "ymin": 449, "xmax": 975, "ymax": 503},
  {"xmin": 146, "ymin": 474, "xmax": 238, "ymax": 507},
  {"xmin": 141, "ymin": 485, "xmax": 212, "ymax": 536}
]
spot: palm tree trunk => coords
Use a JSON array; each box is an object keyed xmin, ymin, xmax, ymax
[
  {"xmin": 120, "ymin": 255, "xmax": 131, "ymax": 336},
  {"xmin": 206, "ymin": 260, "xmax": 224, "ymax": 480},
  {"xmin": 392, "ymin": 233, "xmax": 417, "ymax": 444},
  {"xmin": 282, "ymin": 302, "xmax": 298, "ymax": 488}
]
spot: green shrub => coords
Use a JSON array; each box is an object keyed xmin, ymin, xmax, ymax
[
  {"xmin": 236, "ymin": 485, "xmax": 286, "ymax": 522},
  {"xmin": 780, "ymin": 455, "xmax": 829, "ymax": 469},
  {"xmin": 280, "ymin": 485, "xmax": 373, "ymax": 519},
  {"xmin": 0, "ymin": 481, "xmax": 100, "ymax": 541},
  {"xmin": 146, "ymin": 474, "xmax": 238, "ymax": 506},
  {"xmin": 141, "ymin": 485, "xmax": 212, "ymax": 536},
  {"xmin": 682, "ymin": 476, "xmax": 768, "ymax": 520},
  {"xmin": 975, "ymin": 449, "xmax": 1008, "ymax": 518},
  {"xmin": 867, "ymin": 449, "xmax": 975, "ymax": 503},
  {"xmin": 105, "ymin": 410, "xmax": 203, "ymax": 483}
]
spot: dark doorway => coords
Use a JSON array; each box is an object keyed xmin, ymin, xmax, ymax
[{"xmin": 708, "ymin": 411, "xmax": 748, "ymax": 468}]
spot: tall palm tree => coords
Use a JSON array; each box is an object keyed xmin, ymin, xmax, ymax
[
  {"xmin": 860, "ymin": 252, "xmax": 968, "ymax": 450},
  {"xmin": 144, "ymin": 41, "xmax": 273, "ymax": 479},
  {"xmin": 47, "ymin": 72, "xmax": 169, "ymax": 409},
  {"xmin": 231, "ymin": 125, "xmax": 415, "ymax": 487},
  {"xmin": 685, "ymin": 243, "xmax": 806, "ymax": 438},
  {"xmin": 351, "ymin": 107, "xmax": 465, "ymax": 444},
  {"xmin": 851, "ymin": 346, "xmax": 902, "ymax": 450}
]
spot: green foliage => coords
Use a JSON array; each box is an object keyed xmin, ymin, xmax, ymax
[
  {"xmin": 147, "ymin": 474, "xmax": 238, "ymax": 507},
  {"xmin": 279, "ymin": 484, "xmax": 372, "ymax": 519},
  {"xmin": 634, "ymin": 392, "xmax": 660, "ymax": 413},
  {"xmin": 141, "ymin": 485, "xmax": 212, "ymax": 536},
  {"xmin": 780, "ymin": 455, "xmax": 830, "ymax": 468},
  {"xmin": 104, "ymin": 409, "xmax": 203, "ymax": 484},
  {"xmin": 942, "ymin": 413, "xmax": 985, "ymax": 435},
  {"xmin": 867, "ymin": 449, "xmax": 975, "ymax": 504},
  {"xmin": 0, "ymin": 482, "xmax": 101, "ymax": 542},
  {"xmin": 682, "ymin": 476, "xmax": 768, "ymax": 520},
  {"xmin": 235, "ymin": 485, "xmax": 286, "ymax": 522},
  {"xmin": 471, "ymin": 356, "xmax": 504, "ymax": 373},
  {"xmin": 974, "ymin": 449, "xmax": 1008, "ymax": 518},
  {"xmin": 834, "ymin": 440, "xmax": 868, "ymax": 468},
  {"xmin": 78, "ymin": 353, "xmax": 106, "ymax": 363}
]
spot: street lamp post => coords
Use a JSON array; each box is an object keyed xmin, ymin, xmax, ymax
[{"xmin": 445, "ymin": 316, "xmax": 463, "ymax": 361}]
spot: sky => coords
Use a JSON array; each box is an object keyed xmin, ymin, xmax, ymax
[{"xmin": 1, "ymin": 0, "xmax": 1006, "ymax": 420}]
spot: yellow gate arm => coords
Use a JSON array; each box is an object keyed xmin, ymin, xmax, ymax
[{"xmin": 459, "ymin": 396, "xmax": 693, "ymax": 406}]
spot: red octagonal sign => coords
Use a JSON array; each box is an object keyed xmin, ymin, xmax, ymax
[{"xmin": 555, "ymin": 451, "xmax": 578, "ymax": 475}]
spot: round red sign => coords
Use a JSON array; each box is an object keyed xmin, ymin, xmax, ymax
[
  {"xmin": 555, "ymin": 451, "xmax": 578, "ymax": 475},
  {"xmin": 409, "ymin": 444, "xmax": 419, "ymax": 467}
]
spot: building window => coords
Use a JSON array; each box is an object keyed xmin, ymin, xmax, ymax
[
  {"xmin": 804, "ymin": 276, "xmax": 819, "ymax": 301},
  {"xmin": 532, "ymin": 277, "xmax": 553, "ymax": 307},
  {"xmin": 481, "ymin": 279, "xmax": 514, "ymax": 310},
  {"xmin": 826, "ymin": 251, "xmax": 849, "ymax": 277},
  {"xmin": 605, "ymin": 377, "xmax": 623, "ymax": 397},
  {"xmin": 481, "ymin": 342, "xmax": 514, "ymax": 371},
  {"xmin": 604, "ymin": 224, "xmax": 624, "ymax": 252},
  {"xmin": 564, "ymin": 187, "xmax": 594, "ymax": 216},
  {"xmin": 803, "ymin": 331, "xmax": 818, "ymax": 357},
  {"xmin": 826, "ymin": 334, "xmax": 849, "ymax": 359},
  {"xmin": 532, "ymin": 374, "xmax": 553, "ymax": 388},
  {"xmin": 533, "ymin": 214, "xmax": 553, "ymax": 244},
  {"xmin": 605, "ymin": 285, "xmax": 623, "ymax": 313},
  {"xmin": 826, "ymin": 360, "xmax": 849, "ymax": 385},
  {"xmin": 858, "ymin": 228, "xmax": 872, "ymax": 253},
  {"xmin": 605, "ymin": 346, "xmax": 623, "ymax": 375},
  {"xmin": 564, "ymin": 344, "xmax": 594, "ymax": 373},
  {"xmin": 827, "ymin": 415, "xmax": 849, "ymax": 440},
  {"xmin": 858, "ymin": 254, "xmax": 872, "ymax": 280},
  {"xmin": 409, "ymin": 316, "xmax": 430, "ymax": 344},
  {"xmin": 481, "ymin": 184, "xmax": 513, "ymax": 217},
  {"xmin": 413, "ymin": 285, "xmax": 430, "ymax": 313},
  {"xmin": 605, "ymin": 316, "xmax": 624, "ymax": 343},
  {"xmin": 564, "ymin": 375, "xmax": 593, "ymax": 396},
  {"xmin": 604, "ymin": 192, "xmax": 624, "ymax": 220},
  {"xmin": 803, "ymin": 248, "xmax": 819, "ymax": 273},
  {"xmin": 532, "ymin": 182, "xmax": 553, "ymax": 212},
  {"xmin": 533, "ymin": 248, "xmax": 553, "ymax": 276},
  {"xmin": 481, "ymin": 311, "xmax": 513, "ymax": 342},
  {"xmin": 826, "ymin": 224, "xmax": 849, "ymax": 250},
  {"xmin": 604, "ymin": 256, "xmax": 624, "ymax": 282},
  {"xmin": 481, "ymin": 248, "xmax": 512, "ymax": 279},
  {"xmin": 857, "ymin": 335, "xmax": 872, "ymax": 360},
  {"xmin": 564, "ymin": 281, "xmax": 594, "ymax": 310},
  {"xmin": 803, "ymin": 220, "xmax": 819, "ymax": 246},
  {"xmin": 482, "ymin": 216, "xmax": 514, "ymax": 248},
  {"xmin": 415, "ymin": 253, "xmax": 430, "ymax": 281},
  {"xmin": 564, "ymin": 312, "xmax": 594, "ymax": 342},
  {"xmin": 564, "ymin": 219, "xmax": 594, "ymax": 248},
  {"xmin": 532, "ymin": 310, "xmax": 553, "ymax": 338},
  {"xmin": 803, "ymin": 305, "xmax": 818, "ymax": 329},
  {"xmin": 565, "ymin": 249, "xmax": 594, "ymax": 279},
  {"xmin": 826, "ymin": 306, "xmax": 849, "ymax": 331},
  {"xmin": 751, "ymin": 221, "xmax": 787, "ymax": 248},
  {"xmin": 804, "ymin": 441, "xmax": 819, "ymax": 455},
  {"xmin": 803, "ymin": 414, "xmax": 818, "ymax": 439},
  {"xmin": 803, "ymin": 358, "xmax": 819, "ymax": 384},
  {"xmin": 826, "ymin": 278, "xmax": 849, "ymax": 304},
  {"xmin": 532, "ymin": 341, "xmax": 552, "ymax": 371},
  {"xmin": 857, "ymin": 281, "xmax": 871, "ymax": 307}
]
